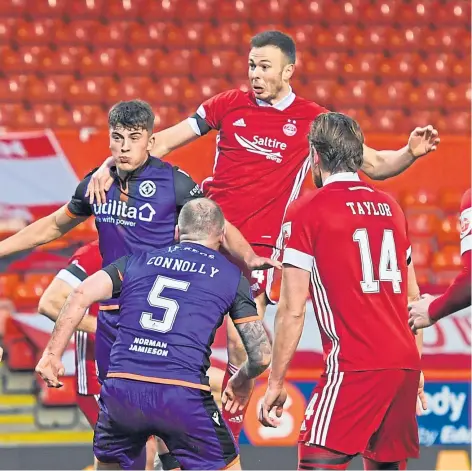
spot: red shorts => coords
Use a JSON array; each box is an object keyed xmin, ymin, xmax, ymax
[
  {"xmin": 300, "ymin": 370, "xmax": 420, "ymax": 462},
  {"xmin": 77, "ymin": 393, "xmax": 100, "ymax": 428}
]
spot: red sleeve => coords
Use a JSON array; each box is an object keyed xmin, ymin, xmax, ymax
[
  {"xmin": 429, "ymin": 189, "xmax": 472, "ymax": 321},
  {"xmin": 68, "ymin": 241, "xmax": 102, "ymax": 276},
  {"xmin": 196, "ymin": 89, "xmax": 240, "ymax": 130}
]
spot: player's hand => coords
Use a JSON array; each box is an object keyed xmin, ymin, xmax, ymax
[
  {"xmin": 416, "ymin": 371, "xmax": 428, "ymax": 415},
  {"xmin": 35, "ymin": 353, "xmax": 65, "ymax": 388},
  {"xmin": 407, "ymin": 125, "xmax": 440, "ymax": 158},
  {"xmin": 245, "ymin": 254, "xmax": 282, "ymax": 272},
  {"xmin": 85, "ymin": 157, "xmax": 115, "ymax": 205},
  {"xmin": 0, "ymin": 346, "xmax": 3, "ymax": 362},
  {"xmin": 259, "ymin": 385, "xmax": 288, "ymax": 428},
  {"xmin": 408, "ymin": 294, "xmax": 437, "ymax": 333},
  {"xmin": 221, "ymin": 374, "xmax": 255, "ymax": 414}
]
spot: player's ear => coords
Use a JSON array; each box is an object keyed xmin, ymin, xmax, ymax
[
  {"xmin": 147, "ymin": 132, "xmax": 155, "ymax": 153},
  {"xmin": 174, "ymin": 224, "xmax": 180, "ymax": 241},
  {"xmin": 283, "ymin": 63, "xmax": 295, "ymax": 81}
]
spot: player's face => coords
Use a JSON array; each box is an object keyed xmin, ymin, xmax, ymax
[
  {"xmin": 109, "ymin": 126, "xmax": 154, "ymax": 173},
  {"xmin": 248, "ymin": 46, "xmax": 294, "ymax": 104}
]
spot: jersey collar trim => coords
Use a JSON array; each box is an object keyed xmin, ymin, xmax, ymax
[
  {"xmin": 255, "ymin": 86, "xmax": 296, "ymax": 111},
  {"xmin": 324, "ymin": 172, "xmax": 361, "ymax": 186}
]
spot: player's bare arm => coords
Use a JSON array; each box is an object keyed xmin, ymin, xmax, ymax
[
  {"xmin": 361, "ymin": 125, "xmax": 440, "ymax": 180},
  {"xmin": 38, "ymin": 278, "xmax": 98, "ymax": 334},
  {"xmin": 222, "ymin": 319, "xmax": 271, "ymax": 414},
  {"xmin": 260, "ymin": 265, "xmax": 309, "ymax": 428},
  {"xmin": 223, "ymin": 221, "xmax": 282, "ymax": 271},
  {"xmin": 36, "ymin": 271, "xmax": 113, "ymax": 388},
  {"xmin": 0, "ymin": 206, "xmax": 87, "ymax": 258}
]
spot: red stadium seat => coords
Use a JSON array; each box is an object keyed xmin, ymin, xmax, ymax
[
  {"xmin": 202, "ymin": 22, "xmax": 252, "ymax": 52},
  {"xmin": 432, "ymin": 245, "xmax": 462, "ymax": 271},
  {"xmin": 285, "ymin": 25, "xmax": 317, "ymax": 50},
  {"xmin": 394, "ymin": 1, "xmax": 433, "ymax": 25},
  {"xmin": 337, "ymin": 108, "xmax": 375, "ymax": 133},
  {"xmin": 27, "ymin": 0, "xmax": 66, "ymax": 18},
  {"xmin": 387, "ymin": 27, "xmax": 423, "ymax": 51},
  {"xmin": 446, "ymin": 111, "xmax": 470, "ymax": 134},
  {"xmin": 6, "ymin": 336, "xmax": 36, "ymax": 371},
  {"xmin": 91, "ymin": 22, "xmax": 130, "ymax": 48},
  {"xmin": 0, "ymin": 18, "xmax": 17, "ymax": 44},
  {"xmin": 312, "ymin": 26, "xmax": 354, "ymax": 51},
  {"xmin": 176, "ymin": 22, "xmax": 207, "ymax": 51},
  {"xmin": 154, "ymin": 49, "xmax": 196, "ymax": 77},
  {"xmin": 444, "ymin": 83, "xmax": 471, "ymax": 110},
  {"xmin": 79, "ymin": 48, "xmax": 120, "ymax": 76},
  {"xmin": 440, "ymin": 190, "xmax": 465, "ymax": 213},
  {"xmin": 423, "ymin": 27, "xmax": 470, "ymax": 53},
  {"xmin": 352, "ymin": 26, "xmax": 389, "ymax": 52},
  {"xmin": 378, "ymin": 53, "xmax": 417, "ymax": 79},
  {"xmin": 14, "ymin": 19, "xmax": 55, "ymax": 46},
  {"xmin": 198, "ymin": 78, "xmax": 232, "ymax": 101},
  {"xmin": 408, "ymin": 82, "xmax": 447, "ymax": 109},
  {"xmin": 414, "ymin": 268, "xmax": 432, "ymax": 286},
  {"xmin": 12, "ymin": 275, "xmax": 53, "ymax": 311},
  {"xmin": 68, "ymin": 105, "xmax": 108, "ymax": 129},
  {"xmin": 0, "ymin": 273, "xmax": 20, "ymax": 298},
  {"xmin": 371, "ymin": 81, "xmax": 412, "ymax": 108},
  {"xmin": 113, "ymin": 76, "xmax": 155, "ymax": 103},
  {"xmin": 342, "ymin": 53, "xmax": 382, "ymax": 79},
  {"xmin": 370, "ymin": 109, "xmax": 407, "ymax": 133},
  {"xmin": 451, "ymin": 56, "xmax": 470, "ymax": 83},
  {"xmin": 410, "ymin": 237, "xmax": 434, "ymax": 269},
  {"xmin": 0, "ymin": 0, "xmax": 27, "ymax": 18},
  {"xmin": 105, "ymin": 0, "xmax": 141, "ymax": 22},
  {"xmin": 325, "ymin": 0, "xmax": 361, "ymax": 23},
  {"xmin": 437, "ymin": 214, "xmax": 461, "ymax": 246},
  {"xmin": 116, "ymin": 49, "xmax": 165, "ymax": 77},
  {"xmin": 154, "ymin": 106, "xmax": 182, "ymax": 129},
  {"xmin": 0, "ymin": 75, "xmax": 28, "ymax": 103},
  {"xmin": 137, "ymin": 0, "xmax": 179, "ymax": 22},
  {"xmin": 333, "ymin": 80, "xmax": 374, "ymax": 107},
  {"xmin": 54, "ymin": 20, "xmax": 96, "ymax": 46},
  {"xmin": 192, "ymin": 50, "xmax": 246, "ymax": 79},
  {"xmin": 37, "ymin": 373, "xmax": 77, "ymax": 407},
  {"xmin": 40, "ymin": 47, "xmax": 88, "ymax": 74},
  {"xmin": 300, "ymin": 51, "xmax": 347, "ymax": 78},
  {"xmin": 25, "ymin": 75, "xmax": 73, "ymax": 104},
  {"xmin": 361, "ymin": 1, "xmax": 398, "ymax": 25},
  {"xmin": 0, "ymin": 103, "xmax": 25, "ymax": 128},
  {"xmin": 66, "ymin": 77, "xmax": 116, "ymax": 105},
  {"xmin": 401, "ymin": 190, "xmax": 439, "ymax": 211},
  {"xmin": 416, "ymin": 53, "xmax": 452, "ymax": 81},
  {"xmin": 178, "ymin": 0, "xmax": 215, "ymax": 22},
  {"xmin": 64, "ymin": 0, "xmax": 104, "ymax": 19},
  {"xmin": 407, "ymin": 212, "xmax": 440, "ymax": 237},
  {"xmin": 435, "ymin": 0, "xmax": 470, "ymax": 26},
  {"xmin": 288, "ymin": 0, "xmax": 328, "ymax": 25},
  {"xmin": 1, "ymin": 45, "xmax": 48, "ymax": 73},
  {"xmin": 128, "ymin": 22, "xmax": 167, "ymax": 48},
  {"xmin": 407, "ymin": 110, "xmax": 447, "ymax": 133},
  {"xmin": 216, "ymin": 0, "xmax": 251, "ymax": 22},
  {"xmin": 300, "ymin": 79, "xmax": 336, "ymax": 106},
  {"xmin": 164, "ymin": 24, "xmax": 193, "ymax": 50},
  {"xmin": 251, "ymin": 0, "xmax": 288, "ymax": 25}
]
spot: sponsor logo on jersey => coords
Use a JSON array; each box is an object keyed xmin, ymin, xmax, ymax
[
  {"xmin": 460, "ymin": 207, "xmax": 471, "ymax": 239},
  {"xmin": 283, "ymin": 119, "xmax": 297, "ymax": 137},
  {"xmin": 234, "ymin": 133, "xmax": 287, "ymax": 163},
  {"xmin": 93, "ymin": 201, "xmax": 156, "ymax": 226},
  {"xmin": 233, "ymin": 118, "xmax": 246, "ymax": 127},
  {"xmin": 212, "ymin": 411, "xmax": 221, "ymax": 425},
  {"xmin": 139, "ymin": 180, "xmax": 156, "ymax": 198}
]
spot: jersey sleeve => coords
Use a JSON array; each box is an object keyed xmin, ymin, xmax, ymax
[
  {"xmin": 283, "ymin": 212, "xmax": 315, "ymax": 273},
  {"xmin": 188, "ymin": 90, "xmax": 237, "ymax": 134},
  {"xmin": 66, "ymin": 174, "xmax": 94, "ymax": 218},
  {"xmin": 173, "ymin": 167, "xmax": 204, "ymax": 212},
  {"xmin": 460, "ymin": 189, "xmax": 471, "ymax": 255},
  {"xmin": 102, "ymin": 255, "xmax": 130, "ymax": 298},
  {"xmin": 228, "ymin": 275, "xmax": 259, "ymax": 324},
  {"xmin": 56, "ymin": 261, "xmax": 88, "ymax": 288}
]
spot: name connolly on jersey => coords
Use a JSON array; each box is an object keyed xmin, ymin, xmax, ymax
[{"xmin": 93, "ymin": 200, "xmax": 156, "ymax": 226}]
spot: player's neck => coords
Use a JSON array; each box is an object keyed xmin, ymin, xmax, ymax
[
  {"xmin": 259, "ymin": 85, "xmax": 292, "ymax": 106},
  {"xmin": 180, "ymin": 240, "xmax": 220, "ymax": 251}
]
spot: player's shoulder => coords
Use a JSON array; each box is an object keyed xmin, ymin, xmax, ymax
[
  {"xmin": 291, "ymin": 95, "xmax": 329, "ymax": 118},
  {"xmin": 461, "ymin": 188, "xmax": 471, "ymax": 211},
  {"xmin": 285, "ymin": 190, "xmax": 317, "ymax": 222},
  {"xmin": 374, "ymin": 187, "xmax": 403, "ymax": 212},
  {"xmin": 68, "ymin": 240, "xmax": 101, "ymax": 273}
]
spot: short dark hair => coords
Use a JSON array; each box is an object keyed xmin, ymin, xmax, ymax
[
  {"xmin": 108, "ymin": 100, "xmax": 154, "ymax": 133},
  {"xmin": 178, "ymin": 198, "xmax": 225, "ymax": 241},
  {"xmin": 308, "ymin": 112, "xmax": 364, "ymax": 174},
  {"xmin": 250, "ymin": 30, "xmax": 296, "ymax": 64}
]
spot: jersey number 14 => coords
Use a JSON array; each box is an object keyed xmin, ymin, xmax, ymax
[
  {"xmin": 140, "ymin": 275, "xmax": 190, "ymax": 333},
  {"xmin": 353, "ymin": 228, "xmax": 402, "ymax": 294}
]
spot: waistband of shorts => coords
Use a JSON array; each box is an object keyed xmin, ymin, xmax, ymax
[{"xmin": 107, "ymin": 372, "xmax": 211, "ymax": 391}]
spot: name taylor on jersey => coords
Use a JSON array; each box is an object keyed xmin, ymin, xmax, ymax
[{"xmin": 346, "ymin": 201, "xmax": 393, "ymax": 216}]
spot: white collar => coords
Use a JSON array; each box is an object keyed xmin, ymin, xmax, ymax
[
  {"xmin": 323, "ymin": 172, "xmax": 361, "ymax": 186},
  {"xmin": 255, "ymin": 86, "xmax": 296, "ymax": 111}
]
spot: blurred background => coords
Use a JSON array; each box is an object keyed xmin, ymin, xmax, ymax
[{"xmin": 0, "ymin": 0, "xmax": 470, "ymax": 469}]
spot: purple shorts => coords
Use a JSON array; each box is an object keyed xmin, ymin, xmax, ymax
[
  {"xmin": 94, "ymin": 377, "xmax": 239, "ymax": 470},
  {"xmin": 95, "ymin": 309, "xmax": 119, "ymax": 383}
]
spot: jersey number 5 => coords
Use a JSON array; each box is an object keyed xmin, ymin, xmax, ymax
[
  {"xmin": 353, "ymin": 228, "xmax": 401, "ymax": 294},
  {"xmin": 140, "ymin": 275, "xmax": 190, "ymax": 333}
]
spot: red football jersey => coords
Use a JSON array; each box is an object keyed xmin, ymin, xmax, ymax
[
  {"xmin": 460, "ymin": 188, "xmax": 471, "ymax": 256},
  {"xmin": 284, "ymin": 173, "xmax": 420, "ymax": 372},
  {"xmin": 198, "ymin": 89, "xmax": 327, "ymax": 249},
  {"xmin": 56, "ymin": 240, "xmax": 102, "ymax": 395}
]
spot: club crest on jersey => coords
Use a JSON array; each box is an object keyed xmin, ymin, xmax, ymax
[
  {"xmin": 282, "ymin": 222, "xmax": 292, "ymax": 249},
  {"xmin": 460, "ymin": 208, "xmax": 471, "ymax": 239},
  {"xmin": 139, "ymin": 180, "xmax": 156, "ymax": 198},
  {"xmin": 283, "ymin": 119, "xmax": 297, "ymax": 137}
]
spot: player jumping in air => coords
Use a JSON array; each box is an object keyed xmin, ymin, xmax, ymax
[
  {"xmin": 36, "ymin": 198, "xmax": 272, "ymax": 471},
  {"xmin": 409, "ymin": 188, "xmax": 471, "ymax": 330},
  {"xmin": 259, "ymin": 112, "xmax": 425, "ymax": 470},
  {"xmin": 87, "ymin": 31, "xmax": 440, "ymax": 441}
]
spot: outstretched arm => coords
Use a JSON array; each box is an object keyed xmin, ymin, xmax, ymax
[{"xmin": 362, "ymin": 125, "xmax": 440, "ymax": 180}]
